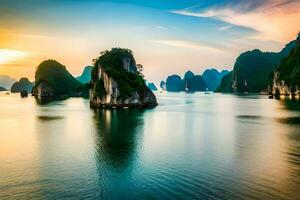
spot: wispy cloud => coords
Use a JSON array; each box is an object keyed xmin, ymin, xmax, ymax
[
  {"xmin": 133, "ymin": 25, "xmax": 169, "ymax": 31},
  {"xmin": 154, "ymin": 25, "xmax": 168, "ymax": 30},
  {"xmin": 172, "ymin": 0, "xmax": 300, "ymax": 43},
  {"xmin": 268, "ymin": 0, "xmax": 299, "ymax": 8},
  {"xmin": 218, "ymin": 25, "xmax": 232, "ymax": 31},
  {"xmin": 15, "ymin": 33, "xmax": 52, "ymax": 39},
  {"xmin": 0, "ymin": 28, "xmax": 53, "ymax": 40},
  {"xmin": 153, "ymin": 39, "xmax": 222, "ymax": 52}
]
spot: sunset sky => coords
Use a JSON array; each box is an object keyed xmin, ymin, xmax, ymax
[{"xmin": 0, "ymin": 0, "xmax": 299, "ymax": 83}]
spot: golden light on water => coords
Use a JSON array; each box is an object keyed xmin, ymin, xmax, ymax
[{"xmin": 0, "ymin": 49, "xmax": 28, "ymax": 65}]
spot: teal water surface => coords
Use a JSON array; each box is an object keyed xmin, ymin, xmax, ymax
[{"xmin": 0, "ymin": 92, "xmax": 299, "ymax": 199}]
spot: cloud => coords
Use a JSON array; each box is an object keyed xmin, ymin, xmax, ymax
[
  {"xmin": 134, "ymin": 25, "xmax": 169, "ymax": 31},
  {"xmin": 268, "ymin": 0, "xmax": 298, "ymax": 8},
  {"xmin": 172, "ymin": 0, "xmax": 300, "ymax": 43},
  {"xmin": 218, "ymin": 25, "xmax": 232, "ymax": 31},
  {"xmin": 154, "ymin": 25, "xmax": 168, "ymax": 30},
  {"xmin": 15, "ymin": 33, "xmax": 52, "ymax": 39},
  {"xmin": 153, "ymin": 39, "xmax": 222, "ymax": 52}
]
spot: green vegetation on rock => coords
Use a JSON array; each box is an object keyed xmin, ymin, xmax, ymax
[
  {"xmin": 216, "ymin": 72, "xmax": 233, "ymax": 93},
  {"xmin": 34, "ymin": 60, "xmax": 84, "ymax": 95},
  {"xmin": 276, "ymin": 35, "xmax": 300, "ymax": 87},
  {"xmin": 234, "ymin": 49, "xmax": 281, "ymax": 93},
  {"xmin": 217, "ymin": 39, "xmax": 297, "ymax": 93},
  {"xmin": 93, "ymin": 48, "xmax": 146, "ymax": 99}
]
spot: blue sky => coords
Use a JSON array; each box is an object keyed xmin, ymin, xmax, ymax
[{"xmin": 0, "ymin": 0, "xmax": 299, "ymax": 83}]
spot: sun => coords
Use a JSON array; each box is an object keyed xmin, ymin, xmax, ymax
[{"xmin": 0, "ymin": 49, "xmax": 27, "ymax": 65}]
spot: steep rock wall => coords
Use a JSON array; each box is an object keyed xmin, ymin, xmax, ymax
[
  {"xmin": 90, "ymin": 65, "xmax": 157, "ymax": 108},
  {"xmin": 272, "ymin": 71, "xmax": 300, "ymax": 97}
]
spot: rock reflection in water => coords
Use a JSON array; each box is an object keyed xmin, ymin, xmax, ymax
[{"xmin": 92, "ymin": 109, "xmax": 144, "ymax": 168}]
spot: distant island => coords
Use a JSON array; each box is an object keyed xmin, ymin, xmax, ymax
[
  {"xmin": 11, "ymin": 78, "xmax": 33, "ymax": 93},
  {"xmin": 160, "ymin": 81, "xmax": 166, "ymax": 91},
  {"xmin": 90, "ymin": 48, "xmax": 157, "ymax": 108},
  {"xmin": 0, "ymin": 75, "xmax": 16, "ymax": 91},
  {"xmin": 160, "ymin": 69, "xmax": 229, "ymax": 92},
  {"xmin": 0, "ymin": 87, "xmax": 7, "ymax": 91},
  {"xmin": 203, "ymin": 69, "xmax": 229, "ymax": 91}
]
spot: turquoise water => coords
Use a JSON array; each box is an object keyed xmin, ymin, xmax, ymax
[{"xmin": 0, "ymin": 92, "xmax": 299, "ymax": 199}]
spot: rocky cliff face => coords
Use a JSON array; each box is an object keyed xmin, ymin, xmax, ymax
[
  {"xmin": 271, "ymin": 34, "xmax": 300, "ymax": 97},
  {"xmin": 272, "ymin": 72, "xmax": 299, "ymax": 96},
  {"xmin": 90, "ymin": 48, "xmax": 157, "ymax": 108}
]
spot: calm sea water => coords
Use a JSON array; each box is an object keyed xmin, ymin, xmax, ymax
[{"xmin": 0, "ymin": 92, "xmax": 299, "ymax": 200}]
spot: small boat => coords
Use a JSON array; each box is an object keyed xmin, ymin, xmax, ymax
[
  {"xmin": 185, "ymin": 82, "xmax": 189, "ymax": 92},
  {"xmin": 204, "ymin": 88, "xmax": 210, "ymax": 94},
  {"xmin": 184, "ymin": 82, "xmax": 195, "ymax": 93},
  {"xmin": 5, "ymin": 92, "xmax": 10, "ymax": 95},
  {"xmin": 244, "ymin": 80, "xmax": 248, "ymax": 94}
]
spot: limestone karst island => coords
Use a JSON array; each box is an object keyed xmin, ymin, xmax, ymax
[
  {"xmin": 1, "ymin": 1, "xmax": 300, "ymax": 200},
  {"xmin": 31, "ymin": 48, "xmax": 157, "ymax": 108},
  {"xmin": 90, "ymin": 48, "xmax": 157, "ymax": 108}
]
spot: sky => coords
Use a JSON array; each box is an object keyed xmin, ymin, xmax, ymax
[{"xmin": 0, "ymin": 0, "xmax": 299, "ymax": 84}]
